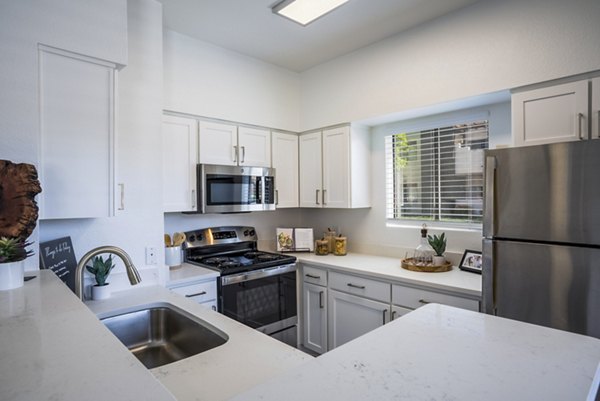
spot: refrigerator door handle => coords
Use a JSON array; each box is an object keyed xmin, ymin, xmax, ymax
[
  {"xmin": 482, "ymin": 239, "xmax": 495, "ymax": 315},
  {"xmin": 483, "ymin": 156, "xmax": 496, "ymax": 238}
]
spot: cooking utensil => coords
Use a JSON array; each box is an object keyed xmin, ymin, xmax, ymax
[
  {"xmin": 164, "ymin": 234, "xmax": 172, "ymax": 247},
  {"xmin": 172, "ymin": 232, "xmax": 186, "ymax": 247}
]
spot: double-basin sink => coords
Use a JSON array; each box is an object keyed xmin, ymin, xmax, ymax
[{"xmin": 100, "ymin": 303, "xmax": 228, "ymax": 369}]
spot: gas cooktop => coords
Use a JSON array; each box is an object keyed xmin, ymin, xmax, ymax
[{"xmin": 183, "ymin": 226, "xmax": 296, "ymax": 275}]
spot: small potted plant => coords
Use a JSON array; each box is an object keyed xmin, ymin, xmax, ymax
[
  {"xmin": 86, "ymin": 255, "xmax": 114, "ymax": 300},
  {"xmin": 0, "ymin": 237, "xmax": 33, "ymax": 290},
  {"xmin": 427, "ymin": 233, "xmax": 447, "ymax": 266}
]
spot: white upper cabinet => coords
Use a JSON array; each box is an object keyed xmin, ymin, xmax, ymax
[
  {"xmin": 198, "ymin": 121, "xmax": 238, "ymax": 166},
  {"xmin": 592, "ymin": 77, "xmax": 600, "ymax": 140},
  {"xmin": 299, "ymin": 132, "xmax": 323, "ymax": 208},
  {"xmin": 39, "ymin": 47, "xmax": 116, "ymax": 219},
  {"xmin": 512, "ymin": 80, "xmax": 589, "ymax": 147},
  {"xmin": 162, "ymin": 115, "xmax": 198, "ymax": 212},
  {"xmin": 237, "ymin": 126, "xmax": 271, "ymax": 167},
  {"xmin": 271, "ymin": 131, "xmax": 299, "ymax": 208},
  {"xmin": 198, "ymin": 122, "xmax": 271, "ymax": 167},
  {"xmin": 299, "ymin": 125, "xmax": 370, "ymax": 209}
]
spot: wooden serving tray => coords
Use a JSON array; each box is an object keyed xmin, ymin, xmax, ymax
[{"xmin": 401, "ymin": 258, "xmax": 452, "ymax": 273}]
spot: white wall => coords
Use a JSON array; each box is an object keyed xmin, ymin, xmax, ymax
[
  {"xmin": 39, "ymin": 0, "xmax": 165, "ymax": 292},
  {"xmin": 300, "ymin": 102, "xmax": 511, "ymax": 260},
  {"xmin": 0, "ymin": 0, "xmax": 127, "ymax": 270},
  {"xmin": 163, "ymin": 30, "xmax": 301, "ymax": 132},
  {"xmin": 299, "ymin": 0, "xmax": 600, "ymax": 130}
]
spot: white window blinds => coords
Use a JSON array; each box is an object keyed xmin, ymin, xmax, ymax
[{"xmin": 385, "ymin": 120, "xmax": 489, "ymax": 228}]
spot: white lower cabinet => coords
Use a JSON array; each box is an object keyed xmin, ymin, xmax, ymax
[
  {"xmin": 300, "ymin": 262, "xmax": 480, "ymax": 354},
  {"xmin": 303, "ymin": 282, "xmax": 328, "ymax": 354},
  {"xmin": 167, "ymin": 278, "xmax": 217, "ymax": 311},
  {"xmin": 328, "ymin": 290, "xmax": 389, "ymax": 349}
]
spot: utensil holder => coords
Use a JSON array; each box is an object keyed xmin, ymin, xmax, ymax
[{"xmin": 165, "ymin": 246, "xmax": 182, "ymax": 267}]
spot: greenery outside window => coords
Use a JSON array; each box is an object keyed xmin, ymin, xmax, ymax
[{"xmin": 385, "ymin": 120, "xmax": 489, "ymax": 229}]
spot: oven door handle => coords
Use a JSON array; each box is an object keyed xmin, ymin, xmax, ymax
[{"xmin": 220, "ymin": 263, "xmax": 297, "ymax": 286}]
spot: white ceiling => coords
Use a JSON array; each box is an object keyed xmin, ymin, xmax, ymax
[{"xmin": 157, "ymin": 0, "xmax": 481, "ymax": 72}]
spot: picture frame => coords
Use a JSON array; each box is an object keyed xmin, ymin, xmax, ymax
[{"xmin": 459, "ymin": 249, "xmax": 482, "ymax": 274}]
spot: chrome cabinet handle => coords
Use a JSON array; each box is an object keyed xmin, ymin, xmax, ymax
[
  {"xmin": 306, "ymin": 274, "xmax": 321, "ymax": 279},
  {"xmin": 382, "ymin": 309, "xmax": 388, "ymax": 324},
  {"xmin": 275, "ymin": 189, "xmax": 279, "ymax": 205},
  {"xmin": 241, "ymin": 146, "xmax": 246, "ymax": 163},
  {"xmin": 316, "ymin": 189, "xmax": 320, "ymax": 205},
  {"xmin": 319, "ymin": 291, "xmax": 324, "ymax": 309},
  {"xmin": 391, "ymin": 310, "xmax": 398, "ymax": 321},
  {"xmin": 233, "ymin": 145, "xmax": 238, "ymax": 163},
  {"xmin": 322, "ymin": 189, "xmax": 327, "ymax": 205},
  {"xmin": 577, "ymin": 112, "xmax": 584, "ymax": 140},
  {"xmin": 483, "ymin": 156, "xmax": 496, "ymax": 239},
  {"xmin": 185, "ymin": 291, "xmax": 207, "ymax": 298},
  {"xmin": 418, "ymin": 299, "xmax": 430, "ymax": 305},
  {"xmin": 347, "ymin": 283, "xmax": 366, "ymax": 289},
  {"xmin": 118, "ymin": 183, "xmax": 125, "ymax": 210},
  {"xmin": 191, "ymin": 189, "xmax": 196, "ymax": 209}
]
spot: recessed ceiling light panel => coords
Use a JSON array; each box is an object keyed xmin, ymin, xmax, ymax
[{"xmin": 272, "ymin": 0, "xmax": 350, "ymax": 26}]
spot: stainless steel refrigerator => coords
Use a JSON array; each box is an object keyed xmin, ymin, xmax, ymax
[{"xmin": 483, "ymin": 140, "xmax": 600, "ymax": 338}]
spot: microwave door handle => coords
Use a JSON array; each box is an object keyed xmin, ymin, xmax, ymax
[{"xmin": 257, "ymin": 177, "xmax": 262, "ymax": 204}]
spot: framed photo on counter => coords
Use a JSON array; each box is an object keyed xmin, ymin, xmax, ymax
[{"xmin": 459, "ymin": 250, "xmax": 482, "ymax": 274}]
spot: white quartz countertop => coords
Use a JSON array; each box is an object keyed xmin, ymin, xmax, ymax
[
  {"xmin": 0, "ymin": 271, "xmax": 176, "ymax": 401},
  {"xmin": 232, "ymin": 304, "xmax": 600, "ymax": 401},
  {"xmin": 293, "ymin": 252, "xmax": 482, "ymax": 298},
  {"xmin": 165, "ymin": 262, "xmax": 219, "ymax": 287},
  {"xmin": 86, "ymin": 281, "xmax": 312, "ymax": 401}
]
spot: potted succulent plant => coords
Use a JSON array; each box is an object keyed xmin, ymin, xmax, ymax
[
  {"xmin": 427, "ymin": 233, "xmax": 447, "ymax": 266},
  {"xmin": 86, "ymin": 255, "xmax": 114, "ymax": 300},
  {"xmin": 0, "ymin": 237, "xmax": 33, "ymax": 290}
]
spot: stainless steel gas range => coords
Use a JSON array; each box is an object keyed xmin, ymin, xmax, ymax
[{"xmin": 183, "ymin": 226, "xmax": 298, "ymax": 346}]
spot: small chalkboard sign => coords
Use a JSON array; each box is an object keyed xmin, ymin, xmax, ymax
[{"xmin": 39, "ymin": 237, "xmax": 77, "ymax": 292}]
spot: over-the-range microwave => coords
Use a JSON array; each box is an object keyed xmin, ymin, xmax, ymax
[{"xmin": 191, "ymin": 164, "xmax": 276, "ymax": 214}]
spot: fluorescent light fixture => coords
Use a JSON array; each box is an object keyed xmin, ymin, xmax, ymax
[{"xmin": 272, "ymin": 0, "xmax": 349, "ymax": 26}]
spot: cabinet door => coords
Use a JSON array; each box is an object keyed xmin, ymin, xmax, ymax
[
  {"xmin": 238, "ymin": 126, "xmax": 271, "ymax": 167},
  {"xmin": 303, "ymin": 283, "xmax": 328, "ymax": 354},
  {"xmin": 391, "ymin": 305, "xmax": 412, "ymax": 321},
  {"xmin": 39, "ymin": 48, "xmax": 116, "ymax": 219},
  {"xmin": 328, "ymin": 289, "xmax": 389, "ymax": 349},
  {"xmin": 272, "ymin": 132, "xmax": 299, "ymax": 208},
  {"xmin": 162, "ymin": 115, "xmax": 198, "ymax": 212},
  {"xmin": 322, "ymin": 126, "xmax": 350, "ymax": 208},
  {"xmin": 299, "ymin": 132, "xmax": 323, "ymax": 208},
  {"xmin": 198, "ymin": 121, "xmax": 237, "ymax": 165},
  {"xmin": 512, "ymin": 80, "xmax": 589, "ymax": 147},
  {"xmin": 593, "ymin": 77, "xmax": 600, "ymax": 140}
]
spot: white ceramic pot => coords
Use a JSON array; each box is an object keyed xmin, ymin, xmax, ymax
[
  {"xmin": 433, "ymin": 256, "xmax": 446, "ymax": 266},
  {"xmin": 0, "ymin": 261, "xmax": 24, "ymax": 291},
  {"xmin": 165, "ymin": 246, "xmax": 182, "ymax": 268},
  {"xmin": 91, "ymin": 284, "xmax": 111, "ymax": 300}
]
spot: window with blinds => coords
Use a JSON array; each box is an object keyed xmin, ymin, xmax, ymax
[{"xmin": 385, "ymin": 120, "xmax": 489, "ymax": 228}]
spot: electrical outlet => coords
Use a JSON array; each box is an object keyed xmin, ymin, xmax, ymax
[{"xmin": 145, "ymin": 246, "xmax": 157, "ymax": 265}]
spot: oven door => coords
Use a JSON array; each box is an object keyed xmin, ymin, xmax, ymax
[{"xmin": 219, "ymin": 264, "xmax": 297, "ymax": 343}]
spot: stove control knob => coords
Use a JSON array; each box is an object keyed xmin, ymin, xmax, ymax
[
  {"xmin": 197, "ymin": 234, "xmax": 203, "ymax": 241},
  {"xmin": 249, "ymin": 229, "xmax": 255, "ymax": 237},
  {"xmin": 243, "ymin": 230, "xmax": 249, "ymax": 237},
  {"xmin": 189, "ymin": 235, "xmax": 196, "ymax": 242}
]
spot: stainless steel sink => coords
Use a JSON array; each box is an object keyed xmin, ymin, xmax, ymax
[{"xmin": 101, "ymin": 304, "xmax": 228, "ymax": 369}]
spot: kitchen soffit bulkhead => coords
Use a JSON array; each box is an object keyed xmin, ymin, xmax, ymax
[{"xmin": 271, "ymin": 0, "xmax": 350, "ymax": 26}]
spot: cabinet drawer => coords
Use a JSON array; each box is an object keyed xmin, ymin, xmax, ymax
[
  {"xmin": 170, "ymin": 280, "xmax": 217, "ymax": 304},
  {"xmin": 329, "ymin": 271, "xmax": 390, "ymax": 303},
  {"xmin": 392, "ymin": 285, "xmax": 479, "ymax": 312},
  {"xmin": 303, "ymin": 265, "xmax": 327, "ymax": 286}
]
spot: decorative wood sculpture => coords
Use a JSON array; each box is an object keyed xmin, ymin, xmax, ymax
[{"xmin": 0, "ymin": 160, "xmax": 42, "ymax": 239}]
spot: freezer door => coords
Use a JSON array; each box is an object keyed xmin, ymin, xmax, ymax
[
  {"xmin": 484, "ymin": 140, "xmax": 600, "ymax": 245},
  {"xmin": 485, "ymin": 240, "xmax": 600, "ymax": 338}
]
